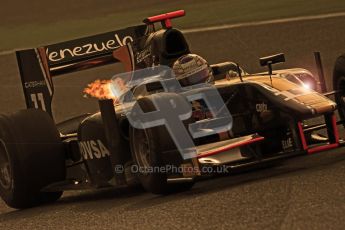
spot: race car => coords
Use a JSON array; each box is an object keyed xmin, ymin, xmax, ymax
[{"xmin": 0, "ymin": 10, "xmax": 344, "ymax": 209}]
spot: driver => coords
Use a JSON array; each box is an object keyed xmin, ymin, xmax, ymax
[{"xmin": 172, "ymin": 54, "xmax": 214, "ymax": 86}]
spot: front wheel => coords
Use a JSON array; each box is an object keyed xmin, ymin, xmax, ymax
[{"xmin": 129, "ymin": 97, "xmax": 195, "ymax": 194}]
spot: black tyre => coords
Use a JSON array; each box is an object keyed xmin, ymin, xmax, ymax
[
  {"xmin": 129, "ymin": 96, "xmax": 195, "ymax": 194},
  {"xmin": 0, "ymin": 109, "xmax": 65, "ymax": 209},
  {"xmin": 333, "ymin": 54, "xmax": 345, "ymax": 122}
]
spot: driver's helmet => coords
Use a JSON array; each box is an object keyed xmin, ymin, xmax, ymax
[{"xmin": 172, "ymin": 54, "xmax": 213, "ymax": 86}]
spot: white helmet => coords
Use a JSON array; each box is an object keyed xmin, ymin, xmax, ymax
[{"xmin": 172, "ymin": 54, "xmax": 213, "ymax": 86}]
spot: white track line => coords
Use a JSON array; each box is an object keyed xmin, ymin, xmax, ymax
[
  {"xmin": 1, "ymin": 11, "xmax": 345, "ymax": 56},
  {"xmin": 183, "ymin": 11, "xmax": 345, "ymax": 33},
  {"xmin": 0, "ymin": 49, "xmax": 16, "ymax": 56}
]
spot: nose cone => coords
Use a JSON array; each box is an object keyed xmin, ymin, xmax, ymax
[{"xmin": 249, "ymin": 75, "xmax": 336, "ymax": 117}]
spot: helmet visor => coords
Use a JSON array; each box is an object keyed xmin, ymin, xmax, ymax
[{"xmin": 178, "ymin": 67, "xmax": 211, "ymax": 86}]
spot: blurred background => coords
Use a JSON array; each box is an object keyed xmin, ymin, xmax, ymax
[{"xmin": 1, "ymin": 0, "xmax": 345, "ymax": 51}]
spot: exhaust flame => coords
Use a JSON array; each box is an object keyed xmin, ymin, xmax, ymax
[{"xmin": 83, "ymin": 79, "xmax": 117, "ymax": 101}]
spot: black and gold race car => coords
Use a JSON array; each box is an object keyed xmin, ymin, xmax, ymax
[{"xmin": 0, "ymin": 10, "xmax": 344, "ymax": 209}]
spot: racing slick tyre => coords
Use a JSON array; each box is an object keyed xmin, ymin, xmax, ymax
[
  {"xmin": 129, "ymin": 96, "xmax": 195, "ymax": 195},
  {"xmin": 333, "ymin": 54, "xmax": 345, "ymax": 123},
  {"xmin": 0, "ymin": 109, "xmax": 65, "ymax": 209}
]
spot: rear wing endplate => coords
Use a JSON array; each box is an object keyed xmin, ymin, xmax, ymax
[{"xmin": 15, "ymin": 25, "xmax": 147, "ymax": 117}]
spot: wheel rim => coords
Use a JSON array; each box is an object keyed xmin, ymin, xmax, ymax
[
  {"xmin": 0, "ymin": 140, "xmax": 11, "ymax": 190},
  {"xmin": 133, "ymin": 129, "xmax": 151, "ymax": 170},
  {"xmin": 139, "ymin": 138, "xmax": 151, "ymax": 167}
]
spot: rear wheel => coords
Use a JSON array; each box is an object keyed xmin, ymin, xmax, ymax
[
  {"xmin": 129, "ymin": 97, "xmax": 195, "ymax": 194},
  {"xmin": 0, "ymin": 109, "xmax": 65, "ymax": 209},
  {"xmin": 333, "ymin": 54, "xmax": 345, "ymax": 123},
  {"xmin": 0, "ymin": 141, "xmax": 11, "ymax": 191}
]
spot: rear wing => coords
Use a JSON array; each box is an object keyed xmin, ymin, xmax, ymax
[{"xmin": 16, "ymin": 25, "xmax": 147, "ymax": 117}]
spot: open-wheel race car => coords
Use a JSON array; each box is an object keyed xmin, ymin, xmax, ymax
[{"xmin": 0, "ymin": 10, "xmax": 345, "ymax": 209}]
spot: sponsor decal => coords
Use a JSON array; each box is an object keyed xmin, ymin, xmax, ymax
[
  {"xmin": 43, "ymin": 25, "xmax": 147, "ymax": 65},
  {"xmin": 24, "ymin": 80, "xmax": 46, "ymax": 89},
  {"xmin": 282, "ymin": 137, "xmax": 293, "ymax": 150},
  {"xmin": 192, "ymin": 100, "xmax": 213, "ymax": 120},
  {"xmin": 136, "ymin": 46, "xmax": 151, "ymax": 64},
  {"xmin": 256, "ymin": 102, "xmax": 268, "ymax": 112},
  {"xmin": 46, "ymin": 34, "xmax": 133, "ymax": 62},
  {"xmin": 78, "ymin": 140, "xmax": 110, "ymax": 160}
]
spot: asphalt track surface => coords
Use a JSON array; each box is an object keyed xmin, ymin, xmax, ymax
[{"xmin": 0, "ymin": 15, "xmax": 345, "ymax": 229}]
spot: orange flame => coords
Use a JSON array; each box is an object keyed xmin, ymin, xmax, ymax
[{"xmin": 83, "ymin": 79, "xmax": 117, "ymax": 101}]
